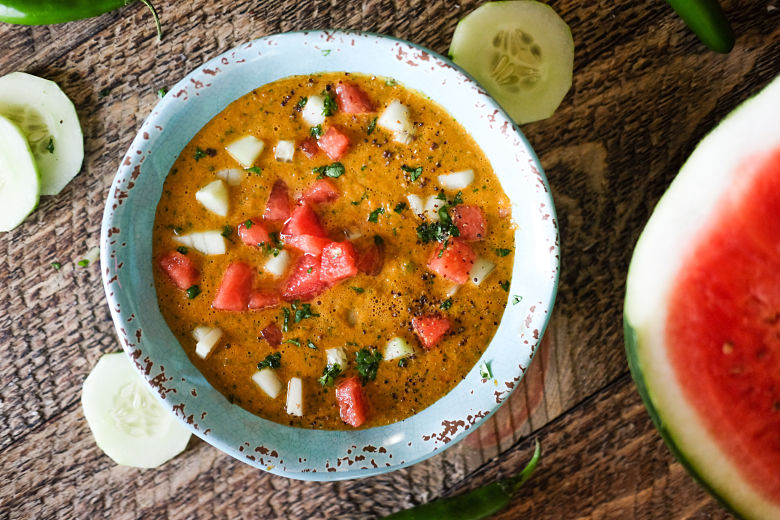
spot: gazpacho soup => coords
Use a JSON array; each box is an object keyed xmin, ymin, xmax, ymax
[{"xmin": 153, "ymin": 72, "xmax": 514, "ymax": 430}]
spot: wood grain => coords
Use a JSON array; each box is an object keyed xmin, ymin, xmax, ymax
[{"xmin": 0, "ymin": 0, "xmax": 777, "ymax": 518}]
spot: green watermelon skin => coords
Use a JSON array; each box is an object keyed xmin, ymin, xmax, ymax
[{"xmin": 624, "ymin": 76, "xmax": 780, "ymax": 520}]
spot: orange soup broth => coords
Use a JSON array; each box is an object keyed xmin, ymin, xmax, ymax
[{"xmin": 153, "ymin": 73, "xmax": 514, "ymax": 429}]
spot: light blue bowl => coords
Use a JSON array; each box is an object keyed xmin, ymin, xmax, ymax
[{"xmin": 100, "ymin": 30, "xmax": 559, "ymax": 480}]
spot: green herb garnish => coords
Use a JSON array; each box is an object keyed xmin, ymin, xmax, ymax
[
  {"xmin": 479, "ymin": 361, "xmax": 492, "ymax": 379},
  {"xmin": 367, "ymin": 207, "xmax": 385, "ymax": 223},
  {"xmin": 385, "ymin": 78, "xmax": 397, "ymax": 86},
  {"xmin": 193, "ymin": 147, "xmax": 206, "ymax": 161},
  {"xmin": 398, "ymin": 358, "xmax": 408, "ymax": 368},
  {"xmin": 416, "ymin": 220, "xmax": 460, "ymax": 243},
  {"xmin": 500, "ymin": 281, "xmax": 510, "ymax": 292},
  {"xmin": 221, "ymin": 225, "xmax": 233, "ymax": 239},
  {"xmin": 367, "ymin": 117, "xmax": 377, "ymax": 135},
  {"xmin": 310, "ymin": 125, "xmax": 323, "ymax": 138},
  {"xmin": 77, "ymin": 259, "xmax": 89, "ymax": 268},
  {"xmin": 282, "ymin": 308, "xmax": 291, "ymax": 332},
  {"xmin": 312, "ymin": 162, "xmax": 345, "ymax": 178},
  {"xmin": 350, "ymin": 287, "xmax": 365, "ymax": 294},
  {"xmin": 176, "ymin": 246, "xmax": 188, "ymax": 254},
  {"xmin": 292, "ymin": 301, "xmax": 320, "ymax": 324},
  {"xmin": 318, "ymin": 363, "xmax": 342, "ymax": 386},
  {"xmin": 356, "ymin": 348, "xmax": 382, "ymax": 384},
  {"xmin": 296, "ymin": 97, "xmax": 308, "ymax": 110},
  {"xmin": 306, "ymin": 339, "xmax": 318, "ymax": 350},
  {"xmin": 321, "ymin": 90, "xmax": 337, "ymax": 116},
  {"xmin": 51, "ymin": 262, "xmax": 61, "ymax": 270},
  {"xmin": 257, "ymin": 352, "xmax": 282, "ymax": 370},
  {"xmin": 393, "ymin": 202, "xmax": 407, "ymax": 214},
  {"xmin": 402, "ymin": 164, "xmax": 423, "ymax": 182},
  {"xmin": 374, "ymin": 235, "xmax": 384, "ymax": 246},
  {"xmin": 157, "ymin": 87, "xmax": 167, "ymax": 99},
  {"xmin": 441, "ymin": 298, "xmax": 453, "ymax": 310},
  {"xmin": 46, "ymin": 137, "xmax": 54, "ymax": 154},
  {"xmin": 512, "ymin": 295, "xmax": 522, "ymax": 305},
  {"xmin": 246, "ymin": 166, "xmax": 262, "ymax": 175},
  {"xmin": 244, "ymin": 220, "xmax": 253, "ymax": 229},
  {"xmin": 283, "ymin": 338, "xmax": 301, "ymax": 347},
  {"xmin": 496, "ymin": 248, "xmax": 512, "ymax": 257},
  {"xmin": 186, "ymin": 285, "xmax": 201, "ymax": 299}
]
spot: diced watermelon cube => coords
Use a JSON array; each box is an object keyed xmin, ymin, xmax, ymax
[
  {"xmin": 451, "ymin": 205, "xmax": 487, "ymax": 241},
  {"xmin": 335, "ymin": 376, "xmax": 369, "ymax": 428},
  {"xmin": 284, "ymin": 234, "xmax": 333, "ymax": 255},
  {"xmin": 281, "ymin": 202, "xmax": 327, "ymax": 239},
  {"xmin": 158, "ymin": 251, "xmax": 199, "ymax": 290},
  {"xmin": 238, "ymin": 218, "xmax": 271, "ymax": 247},
  {"xmin": 427, "ymin": 238, "xmax": 477, "ymax": 284},
  {"xmin": 280, "ymin": 255, "xmax": 327, "ymax": 301},
  {"xmin": 412, "ymin": 315, "xmax": 451, "ymax": 349},
  {"xmin": 317, "ymin": 126, "xmax": 350, "ymax": 161},
  {"xmin": 249, "ymin": 291, "xmax": 280, "ymax": 310},
  {"xmin": 264, "ymin": 179, "xmax": 291, "ymax": 221},
  {"xmin": 299, "ymin": 137, "xmax": 319, "ymax": 158},
  {"xmin": 335, "ymin": 82, "xmax": 374, "ymax": 114},
  {"xmin": 357, "ymin": 243, "xmax": 384, "ymax": 276},
  {"xmin": 261, "ymin": 323, "xmax": 282, "ymax": 346},
  {"xmin": 213, "ymin": 262, "xmax": 253, "ymax": 311},
  {"xmin": 320, "ymin": 241, "xmax": 358, "ymax": 284},
  {"xmin": 303, "ymin": 178, "xmax": 340, "ymax": 204}
]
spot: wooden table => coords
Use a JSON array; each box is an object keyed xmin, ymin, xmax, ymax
[{"xmin": 1, "ymin": 1, "xmax": 777, "ymax": 518}]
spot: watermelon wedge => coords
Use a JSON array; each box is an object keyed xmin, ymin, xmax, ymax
[{"xmin": 625, "ymin": 76, "xmax": 780, "ymax": 520}]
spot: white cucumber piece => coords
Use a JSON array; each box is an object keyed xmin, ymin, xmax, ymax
[
  {"xmin": 406, "ymin": 194, "xmax": 424, "ymax": 217},
  {"xmin": 286, "ymin": 377, "xmax": 303, "ymax": 417},
  {"xmin": 469, "ymin": 256, "xmax": 496, "ymax": 286},
  {"xmin": 439, "ymin": 169, "xmax": 474, "ymax": 190},
  {"xmin": 0, "ymin": 72, "xmax": 83, "ymax": 196},
  {"xmin": 449, "ymin": 1, "xmax": 574, "ymax": 124},
  {"xmin": 264, "ymin": 249, "xmax": 290, "ymax": 278},
  {"xmin": 225, "ymin": 135, "xmax": 264, "ymax": 168},
  {"xmin": 195, "ymin": 179, "xmax": 229, "ymax": 217},
  {"xmin": 173, "ymin": 230, "xmax": 226, "ymax": 255},
  {"xmin": 325, "ymin": 346, "xmax": 348, "ymax": 368},
  {"xmin": 384, "ymin": 337, "xmax": 416, "ymax": 361},
  {"xmin": 302, "ymin": 95, "xmax": 326, "ymax": 126},
  {"xmin": 274, "ymin": 140, "xmax": 295, "ymax": 162},
  {"xmin": 216, "ymin": 168, "xmax": 246, "ymax": 186},
  {"xmin": 193, "ymin": 326, "xmax": 222, "ymax": 359},
  {"xmin": 423, "ymin": 195, "xmax": 445, "ymax": 222},
  {"xmin": 252, "ymin": 368, "xmax": 282, "ymax": 399},
  {"xmin": 81, "ymin": 352, "xmax": 191, "ymax": 468},
  {"xmin": 0, "ymin": 115, "xmax": 39, "ymax": 232},
  {"xmin": 378, "ymin": 100, "xmax": 415, "ymax": 144}
]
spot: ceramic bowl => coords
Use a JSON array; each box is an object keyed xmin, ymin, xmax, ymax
[{"xmin": 101, "ymin": 30, "xmax": 559, "ymax": 481}]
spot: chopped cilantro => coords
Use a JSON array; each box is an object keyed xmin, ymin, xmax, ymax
[
  {"xmin": 306, "ymin": 339, "xmax": 318, "ymax": 350},
  {"xmin": 51, "ymin": 262, "xmax": 61, "ymax": 270},
  {"xmin": 193, "ymin": 147, "xmax": 206, "ymax": 161},
  {"xmin": 401, "ymin": 164, "xmax": 423, "ymax": 182},
  {"xmin": 436, "ymin": 191, "xmax": 447, "ymax": 201},
  {"xmin": 257, "ymin": 352, "xmax": 281, "ymax": 370},
  {"xmin": 307, "ymin": 267, "xmax": 312, "ymax": 274},
  {"xmin": 318, "ymin": 363, "xmax": 341, "ymax": 386},
  {"xmin": 393, "ymin": 202, "xmax": 407, "ymax": 214},
  {"xmin": 368, "ymin": 207, "xmax": 385, "ymax": 223},
  {"xmin": 499, "ymin": 280, "xmax": 510, "ymax": 292},
  {"xmin": 367, "ymin": 117, "xmax": 377, "ymax": 135},
  {"xmin": 321, "ymin": 90, "xmax": 337, "ymax": 116},
  {"xmin": 77, "ymin": 259, "xmax": 89, "ymax": 268},
  {"xmin": 292, "ymin": 301, "xmax": 320, "ymax": 323},
  {"xmin": 437, "ymin": 238, "xmax": 449, "ymax": 258},
  {"xmin": 282, "ymin": 308, "xmax": 291, "ymax": 332},
  {"xmin": 157, "ymin": 87, "xmax": 167, "ymax": 98},
  {"xmin": 350, "ymin": 287, "xmax": 365, "ymax": 294},
  {"xmin": 244, "ymin": 220, "xmax": 253, "ymax": 229},
  {"xmin": 221, "ymin": 225, "xmax": 233, "ymax": 239},
  {"xmin": 398, "ymin": 358, "xmax": 408, "ymax": 368},
  {"xmin": 479, "ymin": 361, "xmax": 492, "ymax": 379},
  {"xmin": 321, "ymin": 49, "xmax": 332, "ymax": 56},
  {"xmin": 451, "ymin": 191, "xmax": 463, "ymax": 205},
  {"xmin": 416, "ymin": 220, "xmax": 460, "ymax": 243},
  {"xmin": 186, "ymin": 285, "xmax": 201, "ymax": 299},
  {"xmin": 310, "ymin": 125, "xmax": 323, "ymax": 138},
  {"xmin": 283, "ymin": 338, "xmax": 301, "ymax": 347},
  {"xmin": 176, "ymin": 246, "xmax": 189, "ymax": 254},
  {"xmin": 46, "ymin": 137, "xmax": 54, "ymax": 154},
  {"xmin": 441, "ymin": 298, "xmax": 453, "ymax": 310},
  {"xmin": 295, "ymin": 97, "xmax": 308, "ymax": 110},
  {"xmin": 356, "ymin": 348, "xmax": 382, "ymax": 384},
  {"xmin": 512, "ymin": 295, "xmax": 522, "ymax": 305},
  {"xmin": 312, "ymin": 162, "xmax": 345, "ymax": 178},
  {"xmin": 496, "ymin": 248, "xmax": 512, "ymax": 257},
  {"xmin": 374, "ymin": 235, "xmax": 384, "ymax": 246},
  {"xmin": 246, "ymin": 166, "xmax": 262, "ymax": 175},
  {"xmin": 385, "ymin": 78, "xmax": 397, "ymax": 86}
]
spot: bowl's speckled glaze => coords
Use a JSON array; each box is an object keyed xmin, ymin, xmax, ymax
[{"xmin": 100, "ymin": 30, "xmax": 559, "ymax": 481}]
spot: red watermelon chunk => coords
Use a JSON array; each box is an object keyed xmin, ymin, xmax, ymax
[
  {"xmin": 284, "ymin": 234, "xmax": 332, "ymax": 255},
  {"xmin": 249, "ymin": 291, "xmax": 280, "ymax": 310},
  {"xmin": 261, "ymin": 323, "xmax": 282, "ymax": 346},
  {"xmin": 357, "ymin": 243, "xmax": 384, "ymax": 276},
  {"xmin": 299, "ymin": 137, "xmax": 319, "ymax": 158},
  {"xmin": 213, "ymin": 262, "xmax": 253, "ymax": 311},
  {"xmin": 335, "ymin": 82, "xmax": 374, "ymax": 114},
  {"xmin": 264, "ymin": 180, "xmax": 291, "ymax": 222},
  {"xmin": 427, "ymin": 238, "xmax": 476, "ymax": 284},
  {"xmin": 303, "ymin": 178, "xmax": 340, "ymax": 204},
  {"xmin": 335, "ymin": 376, "xmax": 369, "ymax": 427},
  {"xmin": 281, "ymin": 202, "xmax": 327, "ymax": 239},
  {"xmin": 451, "ymin": 205, "xmax": 487, "ymax": 241},
  {"xmin": 320, "ymin": 241, "xmax": 358, "ymax": 284},
  {"xmin": 281, "ymin": 255, "xmax": 326, "ymax": 301},
  {"xmin": 317, "ymin": 126, "xmax": 350, "ymax": 161},
  {"xmin": 237, "ymin": 218, "xmax": 271, "ymax": 248},
  {"xmin": 412, "ymin": 315, "xmax": 451, "ymax": 349},
  {"xmin": 158, "ymin": 251, "xmax": 199, "ymax": 290}
]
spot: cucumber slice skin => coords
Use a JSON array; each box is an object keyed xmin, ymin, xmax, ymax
[
  {"xmin": 449, "ymin": 0, "xmax": 574, "ymax": 125},
  {"xmin": 0, "ymin": 72, "xmax": 84, "ymax": 196},
  {"xmin": 81, "ymin": 352, "xmax": 191, "ymax": 469},
  {"xmin": 0, "ymin": 114, "xmax": 39, "ymax": 232}
]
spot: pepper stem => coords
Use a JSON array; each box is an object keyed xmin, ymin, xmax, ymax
[
  {"xmin": 500, "ymin": 439, "xmax": 542, "ymax": 495},
  {"xmin": 138, "ymin": 0, "xmax": 163, "ymax": 41}
]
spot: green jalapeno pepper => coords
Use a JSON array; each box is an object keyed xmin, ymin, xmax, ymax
[
  {"xmin": 0, "ymin": 0, "xmax": 161, "ymax": 40},
  {"xmin": 384, "ymin": 440, "xmax": 541, "ymax": 520},
  {"xmin": 667, "ymin": 0, "xmax": 734, "ymax": 53}
]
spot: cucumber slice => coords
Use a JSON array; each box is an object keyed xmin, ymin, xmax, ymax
[
  {"xmin": 81, "ymin": 352, "xmax": 191, "ymax": 468},
  {"xmin": 449, "ymin": 1, "xmax": 574, "ymax": 124},
  {"xmin": 0, "ymin": 114, "xmax": 39, "ymax": 232},
  {"xmin": 0, "ymin": 72, "xmax": 84, "ymax": 196}
]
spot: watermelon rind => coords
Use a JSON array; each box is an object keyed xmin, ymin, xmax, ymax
[{"xmin": 625, "ymin": 75, "xmax": 780, "ymax": 520}]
